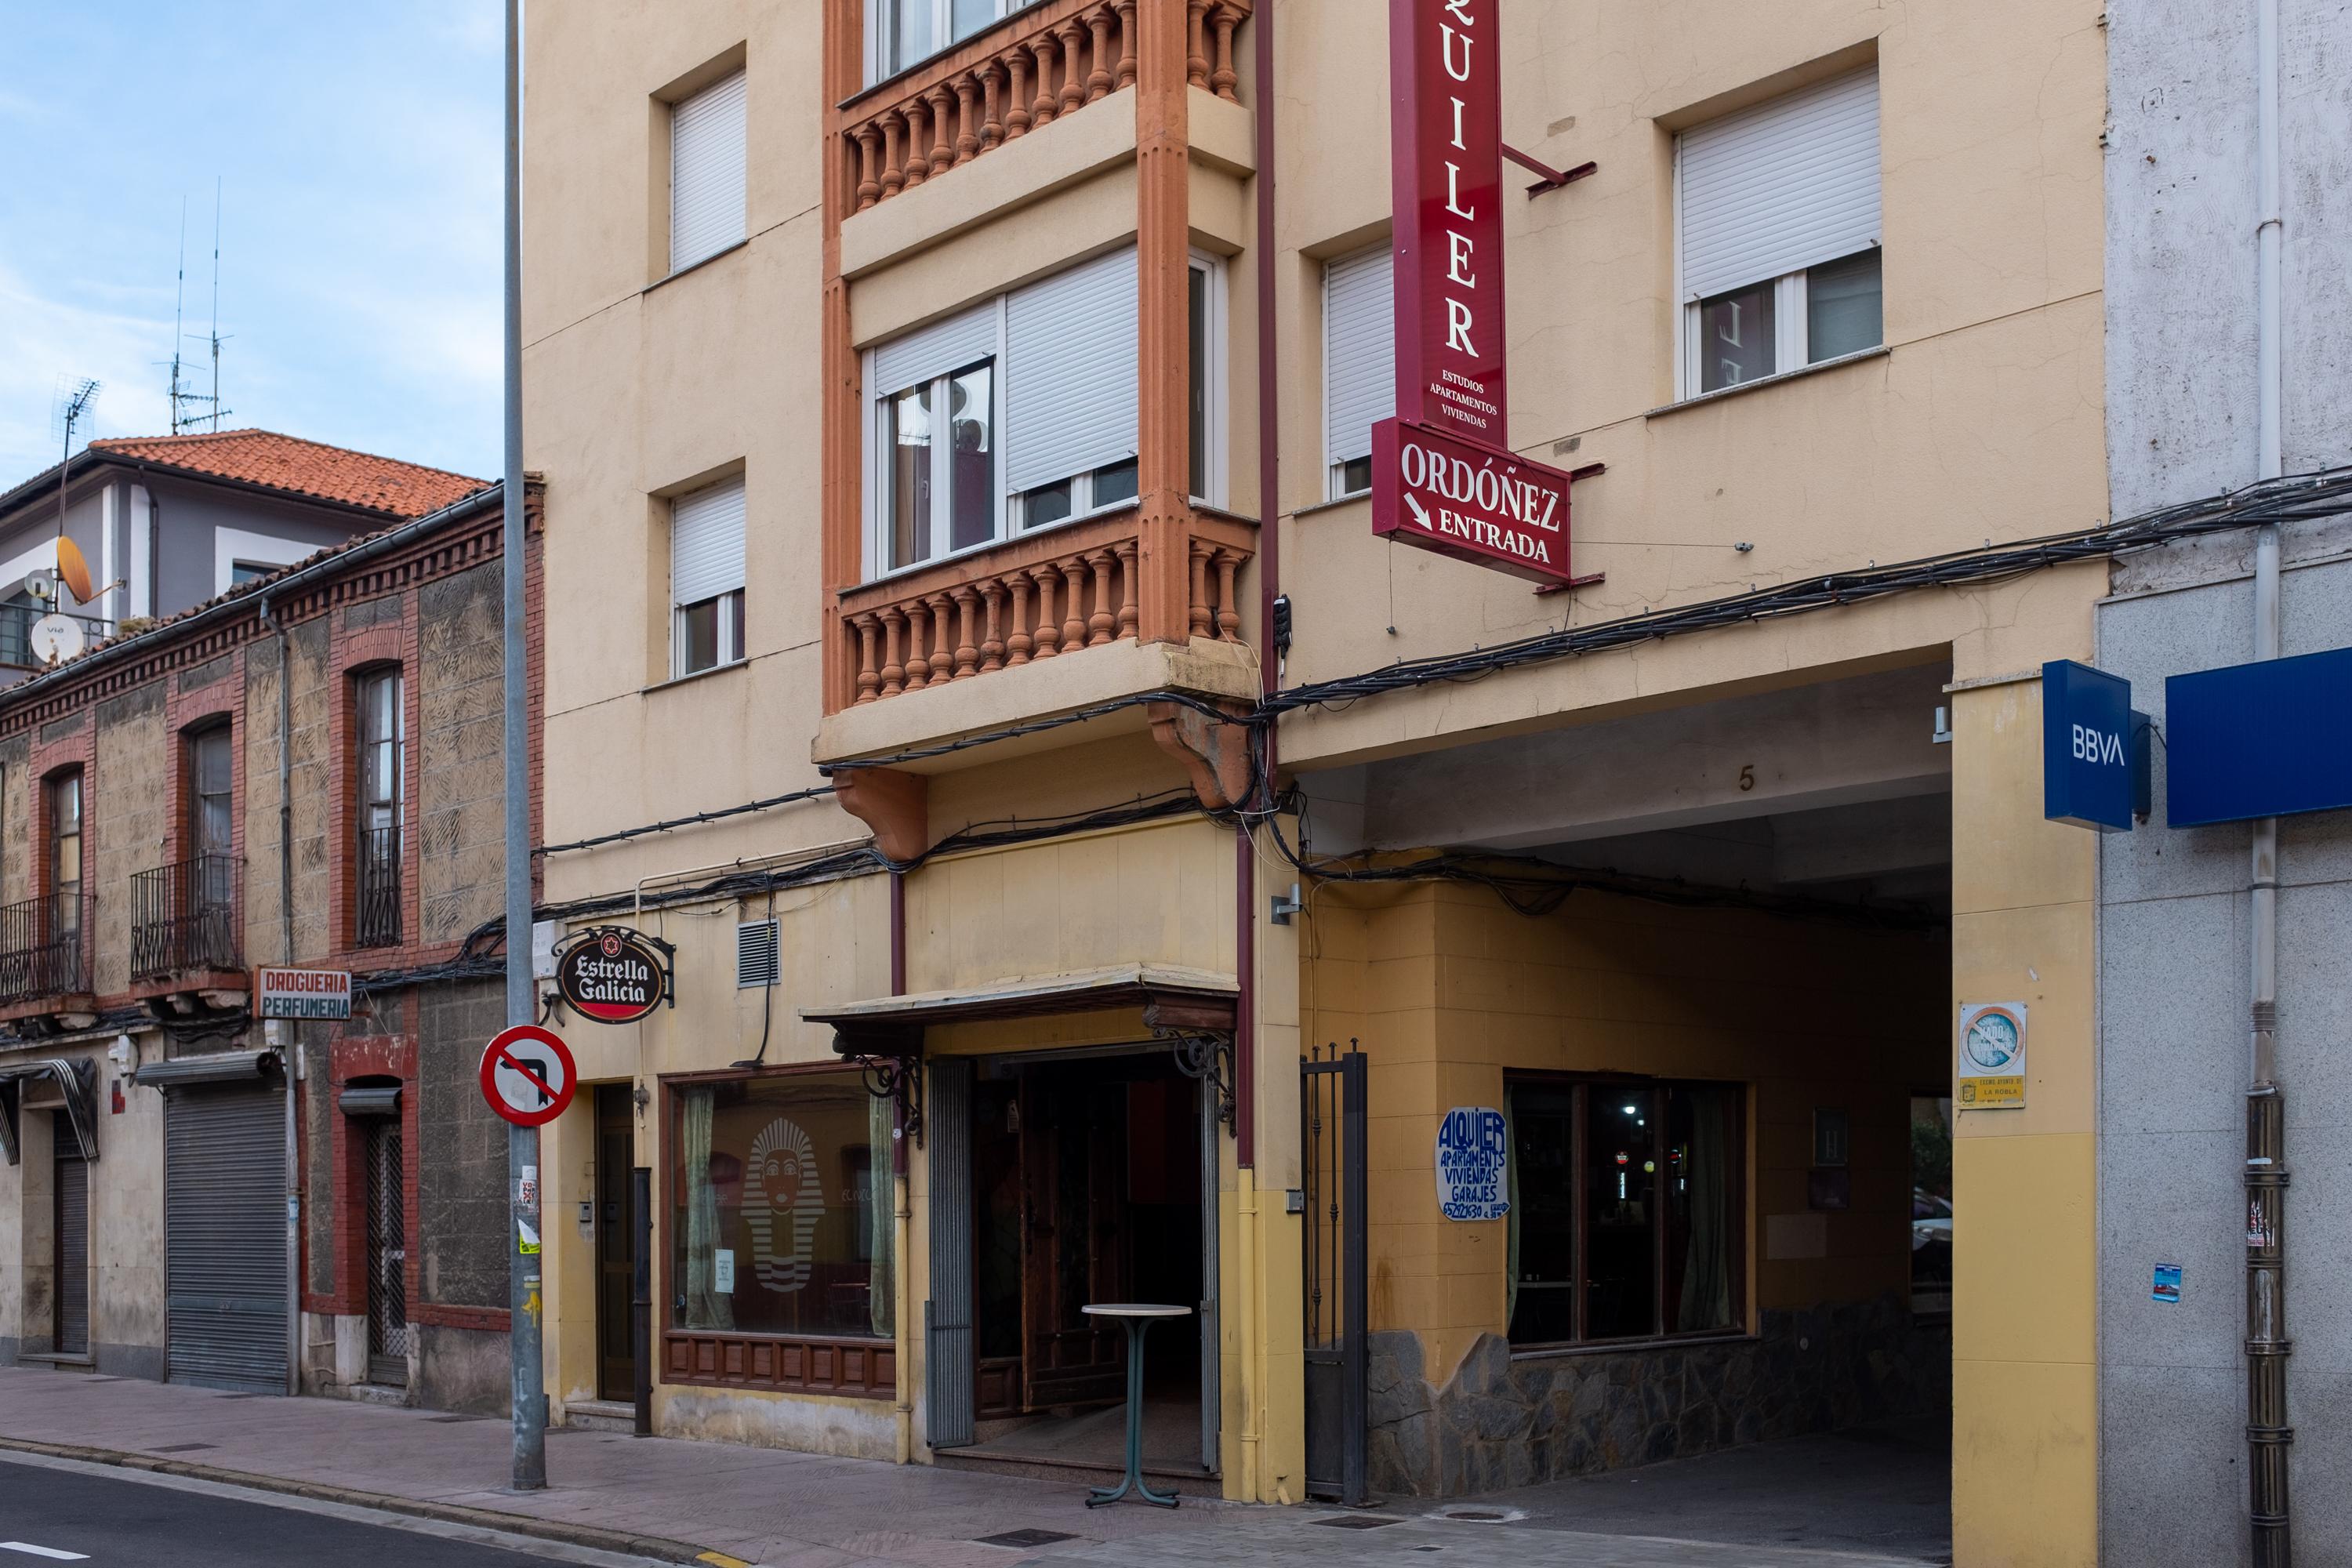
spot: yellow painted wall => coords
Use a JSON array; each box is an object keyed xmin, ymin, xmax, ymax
[
  {"xmin": 1301, "ymin": 877, "xmax": 1947, "ymax": 1387},
  {"xmin": 1949, "ymin": 674, "xmax": 2099, "ymax": 1568}
]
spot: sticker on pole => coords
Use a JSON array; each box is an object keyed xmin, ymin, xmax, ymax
[{"xmin": 479, "ymin": 1024, "xmax": 577, "ymax": 1127}]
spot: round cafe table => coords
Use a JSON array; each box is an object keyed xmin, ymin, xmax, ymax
[{"xmin": 1080, "ymin": 1303, "xmax": 1192, "ymax": 1508}]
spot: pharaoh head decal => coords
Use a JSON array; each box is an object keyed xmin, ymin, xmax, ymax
[{"xmin": 742, "ymin": 1116, "xmax": 824, "ymax": 1293}]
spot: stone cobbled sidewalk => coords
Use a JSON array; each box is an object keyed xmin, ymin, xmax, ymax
[{"xmin": 0, "ymin": 1367, "xmax": 1935, "ymax": 1567}]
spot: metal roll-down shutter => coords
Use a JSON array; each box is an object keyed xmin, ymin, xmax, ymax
[{"xmin": 164, "ymin": 1083, "xmax": 287, "ymax": 1392}]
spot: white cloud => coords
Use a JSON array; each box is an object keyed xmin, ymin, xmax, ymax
[{"xmin": 0, "ymin": 263, "xmax": 179, "ymax": 484}]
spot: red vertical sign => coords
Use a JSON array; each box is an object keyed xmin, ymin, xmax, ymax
[{"xmin": 1389, "ymin": 0, "xmax": 1506, "ymax": 441}]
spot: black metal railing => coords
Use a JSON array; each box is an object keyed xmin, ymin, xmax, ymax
[
  {"xmin": 356, "ymin": 825, "xmax": 402, "ymax": 949},
  {"xmin": 0, "ymin": 603, "xmax": 111, "ymax": 673},
  {"xmin": 0, "ymin": 892, "xmax": 92, "ymax": 1001},
  {"xmin": 129, "ymin": 855, "xmax": 241, "ymax": 981}
]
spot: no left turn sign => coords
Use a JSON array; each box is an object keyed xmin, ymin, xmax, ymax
[{"xmin": 480, "ymin": 1024, "xmax": 578, "ymax": 1127}]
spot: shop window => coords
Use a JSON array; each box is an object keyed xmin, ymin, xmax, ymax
[
  {"xmin": 1677, "ymin": 66, "xmax": 1882, "ymax": 397},
  {"xmin": 1505, "ymin": 1076, "xmax": 1743, "ymax": 1348},
  {"xmin": 670, "ymin": 1071, "xmax": 895, "ymax": 1341}
]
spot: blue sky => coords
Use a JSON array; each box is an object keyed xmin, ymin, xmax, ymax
[{"xmin": 0, "ymin": 2, "xmax": 503, "ymax": 486}]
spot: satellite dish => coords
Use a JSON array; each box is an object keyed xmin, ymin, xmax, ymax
[
  {"xmin": 22, "ymin": 570, "xmax": 53, "ymax": 602},
  {"xmin": 29, "ymin": 614, "xmax": 85, "ymax": 665},
  {"xmin": 54, "ymin": 537, "xmax": 93, "ymax": 604}
]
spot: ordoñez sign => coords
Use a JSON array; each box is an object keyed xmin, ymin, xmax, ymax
[
  {"xmin": 1377, "ymin": 0, "xmax": 1582, "ymax": 587},
  {"xmin": 555, "ymin": 927, "xmax": 671, "ymax": 1025}
]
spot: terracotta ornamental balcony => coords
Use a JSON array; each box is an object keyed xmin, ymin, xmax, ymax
[
  {"xmin": 840, "ymin": 0, "xmax": 1251, "ymax": 220},
  {"xmin": 837, "ymin": 506, "xmax": 1254, "ymax": 707}
]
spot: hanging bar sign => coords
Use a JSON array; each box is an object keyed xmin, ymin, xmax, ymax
[
  {"xmin": 1372, "ymin": 419, "xmax": 1573, "ymax": 583},
  {"xmin": 1389, "ymin": 0, "xmax": 1506, "ymax": 438},
  {"xmin": 554, "ymin": 927, "xmax": 673, "ymax": 1025}
]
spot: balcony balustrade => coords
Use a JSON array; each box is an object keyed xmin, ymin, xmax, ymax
[
  {"xmin": 840, "ymin": 0, "xmax": 1250, "ymax": 220},
  {"xmin": 0, "ymin": 893, "xmax": 92, "ymax": 1004},
  {"xmin": 0, "ymin": 603, "xmax": 111, "ymax": 675},
  {"xmin": 129, "ymin": 855, "xmax": 242, "ymax": 982},
  {"xmin": 356, "ymin": 825, "xmax": 404, "ymax": 949},
  {"xmin": 838, "ymin": 508, "xmax": 1251, "ymax": 706}
]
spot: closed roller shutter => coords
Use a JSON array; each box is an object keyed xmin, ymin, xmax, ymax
[
  {"xmin": 1004, "ymin": 248, "xmax": 1140, "ymax": 496},
  {"xmin": 165, "ymin": 1084, "xmax": 287, "ymax": 1392},
  {"xmin": 670, "ymin": 70, "xmax": 748, "ymax": 274},
  {"xmin": 925, "ymin": 1057, "xmax": 975, "ymax": 1449},
  {"xmin": 1323, "ymin": 245, "xmax": 1396, "ymax": 473},
  {"xmin": 671, "ymin": 477, "xmax": 747, "ymax": 610},
  {"xmin": 53, "ymin": 1127, "xmax": 89, "ymax": 1356},
  {"xmin": 1678, "ymin": 67, "xmax": 1880, "ymax": 303}
]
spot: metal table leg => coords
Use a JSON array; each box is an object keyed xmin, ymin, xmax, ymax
[{"xmin": 1086, "ymin": 1316, "xmax": 1179, "ymax": 1508}]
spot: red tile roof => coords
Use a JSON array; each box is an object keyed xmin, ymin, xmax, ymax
[{"xmin": 88, "ymin": 429, "xmax": 485, "ymax": 518}]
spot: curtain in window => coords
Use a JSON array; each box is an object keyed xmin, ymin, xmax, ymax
[
  {"xmin": 682, "ymin": 1087, "xmax": 734, "ymax": 1331},
  {"xmin": 1502, "ymin": 1087, "xmax": 1521, "ymax": 1332},
  {"xmin": 868, "ymin": 1091, "xmax": 896, "ymax": 1339},
  {"xmin": 1677, "ymin": 1085, "xmax": 1734, "ymax": 1332}
]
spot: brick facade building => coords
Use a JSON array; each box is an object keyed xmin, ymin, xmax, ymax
[{"xmin": 0, "ymin": 456, "xmax": 541, "ymax": 1412}]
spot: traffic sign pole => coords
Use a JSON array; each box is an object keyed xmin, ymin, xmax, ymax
[{"xmin": 502, "ymin": 0, "xmax": 544, "ymax": 1495}]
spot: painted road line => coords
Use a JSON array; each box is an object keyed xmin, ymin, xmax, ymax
[{"xmin": 0, "ymin": 1545, "xmax": 91, "ymax": 1561}]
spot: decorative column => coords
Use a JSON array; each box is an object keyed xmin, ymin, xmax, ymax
[{"xmin": 1133, "ymin": 0, "xmax": 1197, "ymax": 644}]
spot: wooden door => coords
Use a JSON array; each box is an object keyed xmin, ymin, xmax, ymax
[
  {"xmin": 1018, "ymin": 1071, "xmax": 1127, "ymax": 1409},
  {"xmin": 595, "ymin": 1084, "xmax": 637, "ymax": 1401}
]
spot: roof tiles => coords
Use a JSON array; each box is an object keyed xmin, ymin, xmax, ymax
[{"xmin": 88, "ymin": 429, "xmax": 485, "ymax": 518}]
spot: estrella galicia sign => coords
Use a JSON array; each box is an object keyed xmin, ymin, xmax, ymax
[{"xmin": 556, "ymin": 927, "xmax": 669, "ymax": 1025}]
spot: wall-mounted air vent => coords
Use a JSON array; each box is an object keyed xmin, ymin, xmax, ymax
[{"xmin": 736, "ymin": 919, "xmax": 779, "ymax": 989}]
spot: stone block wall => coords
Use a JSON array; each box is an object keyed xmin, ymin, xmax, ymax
[
  {"xmin": 1367, "ymin": 1293, "xmax": 1950, "ymax": 1496},
  {"xmin": 416, "ymin": 563, "xmax": 504, "ymax": 945}
]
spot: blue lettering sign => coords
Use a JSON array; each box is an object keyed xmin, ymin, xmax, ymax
[{"xmin": 1434, "ymin": 1105, "xmax": 1510, "ymax": 1221}]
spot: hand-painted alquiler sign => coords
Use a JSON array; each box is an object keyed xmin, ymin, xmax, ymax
[
  {"xmin": 556, "ymin": 927, "xmax": 670, "ymax": 1024},
  {"xmin": 1380, "ymin": 0, "xmax": 1581, "ymax": 585}
]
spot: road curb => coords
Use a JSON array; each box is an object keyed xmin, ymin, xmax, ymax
[{"xmin": 0, "ymin": 1433, "xmax": 734, "ymax": 1565}]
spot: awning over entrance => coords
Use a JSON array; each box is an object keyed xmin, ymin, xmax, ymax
[
  {"xmin": 802, "ymin": 964, "xmax": 1239, "ymax": 1057},
  {"xmin": 0, "ymin": 1057, "xmax": 100, "ymax": 1165}
]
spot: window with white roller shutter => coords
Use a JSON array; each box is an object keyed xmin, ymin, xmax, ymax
[
  {"xmin": 670, "ymin": 71, "xmax": 746, "ymax": 275},
  {"xmin": 671, "ymin": 476, "xmax": 746, "ymax": 677},
  {"xmin": 1676, "ymin": 67, "xmax": 1882, "ymax": 398},
  {"xmin": 861, "ymin": 245, "xmax": 1213, "ymax": 577},
  {"xmin": 1323, "ymin": 245, "xmax": 1394, "ymax": 499}
]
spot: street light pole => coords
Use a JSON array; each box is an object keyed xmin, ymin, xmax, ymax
[{"xmin": 503, "ymin": 0, "xmax": 546, "ymax": 1494}]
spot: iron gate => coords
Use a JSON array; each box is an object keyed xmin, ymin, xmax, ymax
[
  {"xmin": 1301, "ymin": 1044, "xmax": 1367, "ymax": 1504},
  {"xmin": 365, "ymin": 1120, "xmax": 408, "ymax": 1385}
]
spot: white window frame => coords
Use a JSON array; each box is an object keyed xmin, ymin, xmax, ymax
[
  {"xmin": 1323, "ymin": 242, "xmax": 1394, "ymax": 502},
  {"xmin": 863, "ymin": 306, "xmax": 1010, "ymax": 581},
  {"xmin": 670, "ymin": 478, "xmax": 748, "ymax": 681},
  {"xmin": 861, "ymin": 249, "xmax": 1197, "ymax": 583},
  {"xmin": 214, "ymin": 528, "xmax": 318, "ymax": 597},
  {"xmin": 1670, "ymin": 68, "xmax": 1882, "ymax": 401},
  {"xmin": 866, "ymin": 0, "xmax": 1019, "ymax": 85},
  {"xmin": 1188, "ymin": 250, "xmax": 1227, "ymax": 510}
]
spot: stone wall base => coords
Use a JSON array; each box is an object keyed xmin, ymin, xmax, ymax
[{"xmin": 1367, "ymin": 1294, "xmax": 1951, "ymax": 1496}]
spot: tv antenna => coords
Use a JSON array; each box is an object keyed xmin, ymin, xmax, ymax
[{"xmin": 166, "ymin": 181, "xmax": 232, "ymax": 434}]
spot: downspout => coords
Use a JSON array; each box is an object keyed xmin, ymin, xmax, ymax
[
  {"xmin": 2245, "ymin": 0, "xmax": 2289, "ymax": 1560},
  {"xmin": 261, "ymin": 592, "xmax": 299, "ymax": 1396},
  {"xmin": 891, "ymin": 870, "xmax": 912, "ymax": 1465},
  {"xmin": 1236, "ymin": 0, "xmax": 1278, "ymax": 1504}
]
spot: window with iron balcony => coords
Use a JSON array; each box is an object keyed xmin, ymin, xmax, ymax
[
  {"xmin": 354, "ymin": 667, "xmax": 405, "ymax": 950},
  {"xmin": 129, "ymin": 722, "xmax": 243, "ymax": 983}
]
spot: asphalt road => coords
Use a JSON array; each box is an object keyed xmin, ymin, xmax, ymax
[{"xmin": 0, "ymin": 1458, "xmax": 599, "ymax": 1566}]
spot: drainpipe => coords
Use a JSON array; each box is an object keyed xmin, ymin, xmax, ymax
[
  {"xmin": 890, "ymin": 869, "xmax": 913, "ymax": 1465},
  {"xmin": 261, "ymin": 593, "xmax": 300, "ymax": 1396},
  {"xmin": 1229, "ymin": 0, "xmax": 1279, "ymax": 1503},
  {"xmin": 2245, "ymin": 1, "xmax": 2290, "ymax": 1561}
]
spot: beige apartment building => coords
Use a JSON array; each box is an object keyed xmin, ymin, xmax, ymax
[{"xmin": 525, "ymin": 2, "xmax": 2107, "ymax": 1560}]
